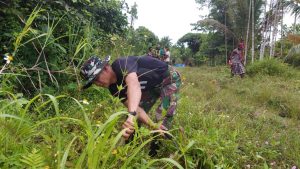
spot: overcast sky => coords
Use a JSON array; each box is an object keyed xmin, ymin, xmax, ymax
[
  {"xmin": 125, "ymin": 0, "xmax": 202, "ymax": 44},
  {"xmin": 125, "ymin": 0, "xmax": 295, "ymax": 44}
]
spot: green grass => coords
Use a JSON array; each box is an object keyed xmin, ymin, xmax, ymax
[
  {"xmin": 176, "ymin": 66, "xmax": 300, "ymax": 168},
  {"xmin": 1, "ymin": 65, "xmax": 300, "ymax": 168}
]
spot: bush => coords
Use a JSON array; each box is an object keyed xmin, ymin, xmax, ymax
[
  {"xmin": 285, "ymin": 54, "xmax": 300, "ymax": 67},
  {"xmin": 246, "ymin": 59, "xmax": 292, "ymax": 77}
]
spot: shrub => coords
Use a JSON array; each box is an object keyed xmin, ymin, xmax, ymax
[
  {"xmin": 284, "ymin": 44, "xmax": 300, "ymax": 67},
  {"xmin": 246, "ymin": 59, "xmax": 292, "ymax": 77}
]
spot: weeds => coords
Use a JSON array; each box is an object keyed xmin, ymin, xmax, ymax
[
  {"xmin": 0, "ymin": 90, "xmax": 187, "ymax": 168},
  {"xmin": 178, "ymin": 66, "xmax": 300, "ymax": 168}
]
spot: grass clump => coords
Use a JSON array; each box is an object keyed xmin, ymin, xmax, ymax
[
  {"xmin": 177, "ymin": 66, "xmax": 300, "ymax": 168},
  {"xmin": 246, "ymin": 58, "xmax": 296, "ymax": 77},
  {"xmin": 1, "ymin": 65, "xmax": 300, "ymax": 168}
]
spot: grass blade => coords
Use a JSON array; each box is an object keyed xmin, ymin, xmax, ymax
[{"xmin": 60, "ymin": 136, "xmax": 78, "ymax": 169}]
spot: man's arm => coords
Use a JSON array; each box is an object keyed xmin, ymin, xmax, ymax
[
  {"xmin": 136, "ymin": 106, "xmax": 158, "ymax": 129},
  {"xmin": 125, "ymin": 72, "xmax": 141, "ymax": 113},
  {"xmin": 122, "ymin": 73, "xmax": 166, "ymax": 139},
  {"xmin": 124, "ymin": 73, "xmax": 158, "ymax": 128},
  {"xmin": 121, "ymin": 72, "xmax": 141, "ymax": 140}
]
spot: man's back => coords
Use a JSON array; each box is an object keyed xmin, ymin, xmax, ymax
[{"xmin": 109, "ymin": 56, "xmax": 169, "ymax": 98}]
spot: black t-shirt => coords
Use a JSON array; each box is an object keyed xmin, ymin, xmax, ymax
[{"xmin": 109, "ymin": 56, "xmax": 168, "ymax": 99}]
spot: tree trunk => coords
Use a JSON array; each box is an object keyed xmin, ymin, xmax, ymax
[
  {"xmin": 245, "ymin": 0, "xmax": 251, "ymax": 65},
  {"xmin": 291, "ymin": 13, "xmax": 298, "ymax": 46},
  {"xmin": 251, "ymin": 0, "xmax": 255, "ymax": 63},
  {"xmin": 225, "ymin": 4, "xmax": 228, "ymax": 65},
  {"xmin": 259, "ymin": 0, "xmax": 268, "ymax": 60},
  {"xmin": 294, "ymin": 13, "xmax": 297, "ymax": 35},
  {"xmin": 270, "ymin": 0, "xmax": 280, "ymax": 58},
  {"xmin": 281, "ymin": 0, "xmax": 283, "ymax": 57}
]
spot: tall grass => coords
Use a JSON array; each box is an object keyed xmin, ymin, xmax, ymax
[
  {"xmin": 0, "ymin": 4, "xmax": 190, "ymax": 169},
  {"xmin": 0, "ymin": 89, "xmax": 189, "ymax": 168},
  {"xmin": 13, "ymin": 6, "xmax": 45, "ymax": 55},
  {"xmin": 177, "ymin": 66, "xmax": 300, "ymax": 168}
]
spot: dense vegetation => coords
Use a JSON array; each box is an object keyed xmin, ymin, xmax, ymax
[
  {"xmin": 1, "ymin": 62, "xmax": 300, "ymax": 168},
  {"xmin": 178, "ymin": 64, "xmax": 300, "ymax": 168},
  {"xmin": 1, "ymin": 0, "xmax": 300, "ymax": 168}
]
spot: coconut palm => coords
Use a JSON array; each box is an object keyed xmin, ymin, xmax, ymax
[
  {"xmin": 282, "ymin": 0, "xmax": 300, "ymax": 34},
  {"xmin": 194, "ymin": 0, "xmax": 264, "ymax": 64}
]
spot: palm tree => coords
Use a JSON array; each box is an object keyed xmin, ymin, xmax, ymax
[
  {"xmin": 270, "ymin": 0, "xmax": 282, "ymax": 58},
  {"xmin": 194, "ymin": 0, "xmax": 263, "ymax": 63},
  {"xmin": 259, "ymin": 0, "xmax": 284, "ymax": 59},
  {"xmin": 282, "ymin": 0, "xmax": 300, "ymax": 34},
  {"xmin": 195, "ymin": 19, "xmax": 236, "ymax": 39}
]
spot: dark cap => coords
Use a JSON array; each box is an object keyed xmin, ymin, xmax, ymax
[{"xmin": 80, "ymin": 55, "xmax": 110, "ymax": 89}]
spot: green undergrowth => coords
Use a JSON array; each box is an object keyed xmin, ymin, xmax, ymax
[
  {"xmin": 176, "ymin": 66, "xmax": 300, "ymax": 168},
  {"xmin": 0, "ymin": 86, "xmax": 192, "ymax": 168},
  {"xmin": 1, "ymin": 65, "xmax": 300, "ymax": 168}
]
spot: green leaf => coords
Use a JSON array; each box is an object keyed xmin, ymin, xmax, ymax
[
  {"xmin": 61, "ymin": 136, "xmax": 77, "ymax": 169},
  {"xmin": 20, "ymin": 149, "xmax": 47, "ymax": 168},
  {"xmin": 143, "ymin": 158, "xmax": 184, "ymax": 169}
]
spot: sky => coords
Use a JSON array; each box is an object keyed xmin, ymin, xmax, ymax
[
  {"xmin": 125, "ymin": 0, "xmax": 295, "ymax": 44},
  {"xmin": 125, "ymin": 0, "xmax": 203, "ymax": 44}
]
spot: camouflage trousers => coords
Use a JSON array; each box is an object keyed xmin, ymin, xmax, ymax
[{"xmin": 139, "ymin": 66, "xmax": 181, "ymax": 129}]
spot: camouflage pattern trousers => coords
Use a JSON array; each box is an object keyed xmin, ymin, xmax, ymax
[{"xmin": 139, "ymin": 66, "xmax": 181, "ymax": 129}]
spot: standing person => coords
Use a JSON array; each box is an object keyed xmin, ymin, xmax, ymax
[
  {"xmin": 159, "ymin": 47, "xmax": 165, "ymax": 61},
  {"xmin": 229, "ymin": 43, "xmax": 246, "ymax": 78},
  {"xmin": 164, "ymin": 47, "xmax": 171, "ymax": 65},
  {"xmin": 154, "ymin": 44, "xmax": 161, "ymax": 59},
  {"xmin": 80, "ymin": 55, "xmax": 181, "ymax": 155},
  {"xmin": 147, "ymin": 47, "xmax": 154, "ymax": 57}
]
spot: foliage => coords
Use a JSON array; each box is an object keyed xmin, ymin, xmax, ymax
[
  {"xmin": 160, "ymin": 36, "xmax": 172, "ymax": 48},
  {"xmin": 127, "ymin": 2, "xmax": 138, "ymax": 28},
  {"xmin": 0, "ymin": 89, "xmax": 190, "ymax": 168},
  {"xmin": 285, "ymin": 43, "xmax": 300, "ymax": 67},
  {"xmin": 246, "ymin": 58, "xmax": 296, "ymax": 77},
  {"xmin": 282, "ymin": 0, "xmax": 300, "ymax": 19},
  {"xmin": 127, "ymin": 26, "xmax": 159, "ymax": 55},
  {"xmin": 1, "ymin": 2, "xmax": 300, "ymax": 169},
  {"xmin": 178, "ymin": 33, "xmax": 202, "ymax": 54},
  {"xmin": 194, "ymin": 0, "xmax": 264, "ymax": 39},
  {"xmin": 0, "ymin": 0, "xmax": 128, "ymax": 38},
  {"xmin": 179, "ymin": 66, "xmax": 300, "ymax": 168},
  {"xmin": 177, "ymin": 33, "xmax": 212, "ymax": 66},
  {"xmin": 192, "ymin": 0, "xmax": 264, "ymax": 66},
  {"xmin": 283, "ymin": 32, "xmax": 300, "ymax": 67},
  {"xmin": 0, "ymin": 0, "xmax": 129, "ymax": 96},
  {"xmin": 20, "ymin": 149, "xmax": 47, "ymax": 168},
  {"xmin": 194, "ymin": 19, "xmax": 236, "ymax": 39},
  {"xmin": 1, "ymin": 64, "xmax": 300, "ymax": 168}
]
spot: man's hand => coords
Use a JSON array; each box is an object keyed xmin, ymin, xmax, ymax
[
  {"xmin": 153, "ymin": 124, "xmax": 171, "ymax": 138},
  {"xmin": 122, "ymin": 115, "xmax": 135, "ymax": 140},
  {"xmin": 159, "ymin": 124, "xmax": 168, "ymax": 131}
]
